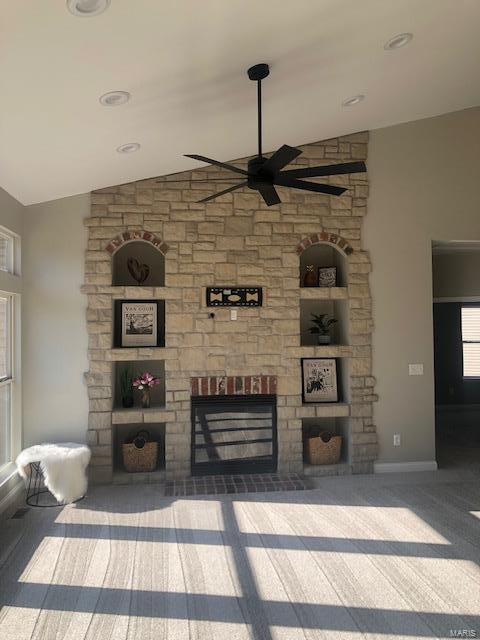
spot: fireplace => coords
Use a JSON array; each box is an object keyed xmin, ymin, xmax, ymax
[{"xmin": 191, "ymin": 394, "xmax": 277, "ymax": 475}]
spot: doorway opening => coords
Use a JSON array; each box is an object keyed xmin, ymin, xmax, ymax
[{"xmin": 432, "ymin": 241, "xmax": 480, "ymax": 469}]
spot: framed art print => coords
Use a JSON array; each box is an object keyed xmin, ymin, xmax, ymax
[
  {"xmin": 301, "ymin": 358, "xmax": 339, "ymax": 403},
  {"xmin": 114, "ymin": 300, "xmax": 165, "ymax": 348},
  {"xmin": 318, "ymin": 267, "xmax": 337, "ymax": 288}
]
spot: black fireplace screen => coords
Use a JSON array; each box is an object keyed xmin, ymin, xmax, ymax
[{"xmin": 191, "ymin": 394, "xmax": 277, "ymax": 475}]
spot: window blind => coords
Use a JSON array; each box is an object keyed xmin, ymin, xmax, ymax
[{"xmin": 461, "ymin": 306, "xmax": 480, "ymax": 377}]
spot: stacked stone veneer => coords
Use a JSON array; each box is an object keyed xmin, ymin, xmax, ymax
[{"xmin": 83, "ymin": 131, "xmax": 377, "ymax": 483}]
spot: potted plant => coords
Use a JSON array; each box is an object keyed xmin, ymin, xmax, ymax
[
  {"xmin": 309, "ymin": 313, "xmax": 338, "ymax": 345},
  {"xmin": 119, "ymin": 365, "xmax": 134, "ymax": 408},
  {"xmin": 133, "ymin": 372, "xmax": 161, "ymax": 409}
]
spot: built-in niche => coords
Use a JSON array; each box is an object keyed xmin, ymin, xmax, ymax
[
  {"xmin": 112, "ymin": 241, "xmax": 165, "ymax": 287},
  {"xmin": 300, "ymin": 243, "xmax": 347, "ymax": 287},
  {"xmin": 300, "ymin": 298, "xmax": 349, "ymax": 346},
  {"xmin": 301, "ymin": 417, "xmax": 350, "ymax": 466},
  {"xmin": 113, "ymin": 360, "xmax": 166, "ymax": 410},
  {"xmin": 113, "ymin": 422, "xmax": 166, "ymax": 472}
]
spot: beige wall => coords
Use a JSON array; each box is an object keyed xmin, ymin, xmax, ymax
[
  {"xmin": 433, "ymin": 251, "xmax": 480, "ymax": 298},
  {"xmin": 365, "ymin": 107, "xmax": 480, "ymax": 465},
  {"xmin": 0, "ymin": 187, "xmax": 23, "ymax": 238},
  {"xmin": 22, "ymin": 194, "xmax": 89, "ymax": 446}
]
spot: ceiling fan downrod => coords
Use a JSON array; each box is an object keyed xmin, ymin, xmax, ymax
[{"xmin": 247, "ymin": 63, "xmax": 269, "ymax": 160}]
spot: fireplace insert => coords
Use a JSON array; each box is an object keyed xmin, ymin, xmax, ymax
[{"xmin": 191, "ymin": 394, "xmax": 277, "ymax": 475}]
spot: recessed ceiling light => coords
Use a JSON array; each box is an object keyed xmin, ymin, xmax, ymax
[
  {"xmin": 66, "ymin": 0, "xmax": 110, "ymax": 17},
  {"xmin": 117, "ymin": 143, "xmax": 141, "ymax": 154},
  {"xmin": 99, "ymin": 91, "xmax": 131, "ymax": 106},
  {"xmin": 384, "ymin": 32, "xmax": 413, "ymax": 50},
  {"xmin": 342, "ymin": 95, "xmax": 365, "ymax": 108}
]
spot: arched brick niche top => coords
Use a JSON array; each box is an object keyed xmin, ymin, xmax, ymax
[
  {"xmin": 105, "ymin": 230, "xmax": 169, "ymax": 256},
  {"xmin": 296, "ymin": 232, "xmax": 353, "ymax": 257}
]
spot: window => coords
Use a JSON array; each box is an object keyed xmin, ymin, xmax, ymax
[
  {"xmin": 0, "ymin": 227, "xmax": 17, "ymax": 273},
  {"xmin": 461, "ymin": 306, "xmax": 480, "ymax": 378},
  {"xmin": 0, "ymin": 224, "xmax": 20, "ymax": 475},
  {"xmin": 0, "ymin": 295, "xmax": 13, "ymax": 468}
]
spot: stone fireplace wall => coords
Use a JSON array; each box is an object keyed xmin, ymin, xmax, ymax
[{"xmin": 83, "ymin": 132, "xmax": 377, "ymax": 483}]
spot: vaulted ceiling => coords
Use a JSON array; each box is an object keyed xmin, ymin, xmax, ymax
[{"xmin": 2, "ymin": 0, "xmax": 480, "ymax": 204}]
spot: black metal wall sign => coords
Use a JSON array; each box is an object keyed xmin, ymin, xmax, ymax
[{"xmin": 206, "ymin": 287, "xmax": 263, "ymax": 307}]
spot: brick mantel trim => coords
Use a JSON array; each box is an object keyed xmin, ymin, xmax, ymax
[
  {"xmin": 105, "ymin": 230, "xmax": 169, "ymax": 255},
  {"xmin": 191, "ymin": 376, "xmax": 277, "ymax": 397},
  {"xmin": 296, "ymin": 232, "xmax": 353, "ymax": 257}
]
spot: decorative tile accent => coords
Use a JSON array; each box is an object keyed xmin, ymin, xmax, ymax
[
  {"xmin": 191, "ymin": 375, "xmax": 277, "ymax": 397},
  {"xmin": 105, "ymin": 230, "xmax": 169, "ymax": 255},
  {"xmin": 296, "ymin": 232, "xmax": 354, "ymax": 257},
  {"xmin": 206, "ymin": 286, "xmax": 263, "ymax": 307}
]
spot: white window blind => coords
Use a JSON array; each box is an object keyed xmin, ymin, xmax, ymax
[
  {"xmin": 461, "ymin": 306, "xmax": 480, "ymax": 377},
  {"xmin": 0, "ymin": 231, "xmax": 14, "ymax": 274},
  {"xmin": 0, "ymin": 296, "xmax": 12, "ymax": 468}
]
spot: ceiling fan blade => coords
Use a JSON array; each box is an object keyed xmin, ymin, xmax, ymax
[
  {"xmin": 280, "ymin": 161, "xmax": 366, "ymax": 179},
  {"xmin": 257, "ymin": 183, "xmax": 281, "ymax": 206},
  {"xmin": 275, "ymin": 175, "xmax": 346, "ymax": 196},
  {"xmin": 261, "ymin": 144, "xmax": 302, "ymax": 176},
  {"xmin": 198, "ymin": 181, "xmax": 248, "ymax": 203},
  {"xmin": 185, "ymin": 154, "xmax": 249, "ymax": 176},
  {"xmin": 156, "ymin": 178, "xmax": 246, "ymax": 183}
]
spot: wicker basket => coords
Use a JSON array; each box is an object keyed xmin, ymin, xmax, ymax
[
  {"xmin": 306, "ymin": 432, "xmax": 342, "ymax": 465},
  {"xmin": 122, "ymin": 433, "xmax": 158, "ymax": 473}
]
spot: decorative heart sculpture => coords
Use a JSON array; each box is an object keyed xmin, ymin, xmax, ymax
[{"xmin": 127, "ymin": 257, "xmax": 150, "ymax": 285}]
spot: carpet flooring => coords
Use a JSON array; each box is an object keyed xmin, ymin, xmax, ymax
[{"xmin": 0, "ymin": 470, "xmax": 479, "ymax": 639}]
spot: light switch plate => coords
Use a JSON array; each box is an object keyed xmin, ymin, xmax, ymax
[
  {"xmin": 230, "ymin": 309, "xmax": 237, "ymax": 321},
  {"xmin": 393, "ymin": 434, "xmax": 401, "ymax": 446},
  {"xmin": 408, "ymin": 363, "xmax": 424, "ymax": 376}
]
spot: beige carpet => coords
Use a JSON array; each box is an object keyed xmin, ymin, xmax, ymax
[{"xmin": 0, "ymin": 470, "xmax": 479, "ymax": 639}]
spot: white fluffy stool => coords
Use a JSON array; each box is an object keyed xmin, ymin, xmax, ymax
[{"xmin": 16, "ymin": 443, "xmax": 91, "ymax": 506}]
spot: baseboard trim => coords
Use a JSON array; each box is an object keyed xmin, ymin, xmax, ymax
[
  {"xmin": 0, "ymin": 478, "xmax": 24, "ymax": 519},
  {"xmin": 374, "ymin": 460, "xmax": 438, "ymax": 474}
]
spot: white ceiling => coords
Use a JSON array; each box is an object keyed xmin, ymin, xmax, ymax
[{"xmin": 2, "ymin": 0, "xmax": 480, "ymax": 205}]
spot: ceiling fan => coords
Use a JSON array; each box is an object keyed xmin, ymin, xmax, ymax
[{"xmin": 175, "ymin": 63, "xmax": 366, "ymax": 207}]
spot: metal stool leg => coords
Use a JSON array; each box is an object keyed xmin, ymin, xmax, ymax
[
  {"xmin": 24, "ymin": 461, "xmax": 86, "ymax": 507},
  {"xmin": 25, "ymin": 462, "xmax": 60, "ymax": 508}
]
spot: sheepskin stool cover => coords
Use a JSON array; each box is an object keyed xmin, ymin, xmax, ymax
[{"xmin": 16, "ymin": 443, "xmax": 91, "ymax": 504}]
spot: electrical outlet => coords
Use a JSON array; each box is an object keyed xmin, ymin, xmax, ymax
[
  {"xmin": 408, "ymin": 363, "xmax": 424, "ymax": 376},
  {"xmin": 393, "ymin": 434, "xmax": 401, "ymax": 447},
  {"xmin": 230, "ymin": 309, "xmax": 237, "ymax": 321}
]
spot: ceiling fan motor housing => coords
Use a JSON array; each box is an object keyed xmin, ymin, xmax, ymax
[{"xmin": 247, "ymin": 156, "xmax": 272, "ymax": 189}]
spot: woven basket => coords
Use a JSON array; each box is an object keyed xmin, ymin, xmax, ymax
[
  {"xmin": 306, "ymin": 432, "xmax": 342, "ymax": 465},
  {"xmin": 122, "ymin": 440, "xmax": 158, "ymax": 473}
]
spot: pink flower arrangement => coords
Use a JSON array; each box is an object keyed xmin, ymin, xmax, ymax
[{"xmin": 132, "ymin": 372, "xmax": 160, "ymax": 390}]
